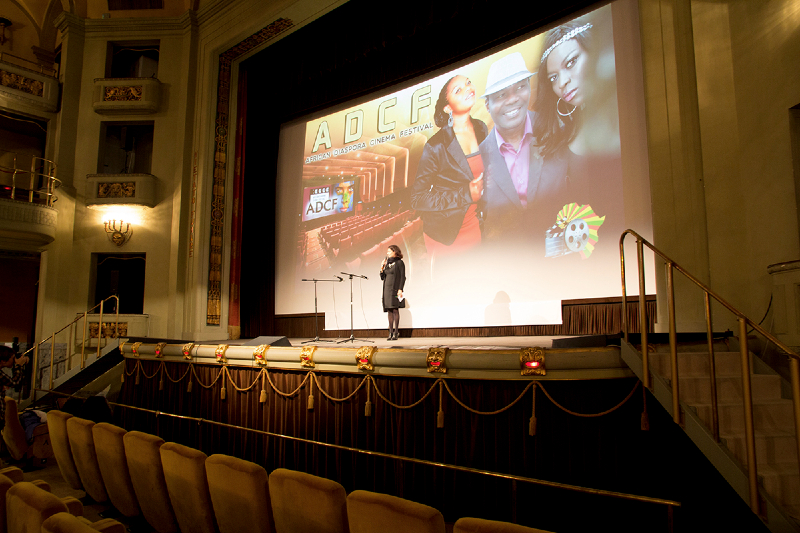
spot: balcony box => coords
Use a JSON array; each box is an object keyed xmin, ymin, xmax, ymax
[
  {"xmin": 0, "ymin": 58, "xmax": 59, "ymax": 113},
  {"xmin": 0, "ymin": 198, "xmax": 57, "ymax": 251},
  {"xmin": 86, "ymin": 173, "xmax": 157, "ymax": 208},
  {"xmin": 92, "ymin": 77, "xmax": 161, "ymax": 114}
]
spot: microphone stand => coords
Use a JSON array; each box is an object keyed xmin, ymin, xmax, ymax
[
  {"xmin": 300, "ymin": 277, "xmax": 343, "ymax": 344},
  {"xmin": 337, "ymin": 271, "xmax": 372, "ymax": 344}
]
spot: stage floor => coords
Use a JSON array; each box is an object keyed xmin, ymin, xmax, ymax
[{"xmin": 286, "ymin": 335, "xmax": 574, "ymax": 350}]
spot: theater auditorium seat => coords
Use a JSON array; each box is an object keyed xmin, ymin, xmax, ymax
[
  {"xmin": 65, "ymin": 417, "xmax": 108, "ymax": 503},
  {"xmin": 268, "ymin": 468, "xmax": 348, "ymax": 533},
  {"xmin": 453, "ymin": 517, "xmax": 554, "ymax": 533},
  {"xmin": 48, "ymin": 410, "xmax": 83, "ymax": 491},
  {"xmin": 41, "ymin": 512, "xmax": 126, "ymax": 533},
  {"xmin": 346, "ymin": 490, "xmax": 445, "ymax": 533},
  {"xmin": 205, "ymin": 454, "xmax": 275, "ymax": 533},
  {"xmin": 6, "ymin": 482, "xmax": 75, "ymax": 533},
  {"xmin": 0, "ymin": 473, "xmax": 13, "ymax": 533},
  {"xmin": 0, "ymin": 466, "xmax": 23, "ymax": 483},
  {"xmin": 0, "ymin": 474, "xmax": 83, "ymax": 533},
  {"xmin": 123, "ymin": 431, "xmax": 179, "ymax": 533},
  {"xmin": 92, "ymin": 423, "xmax": 141, "ymax": 517},
  {"xmin": 2, "ymin": 397, "xmax": 28, "ymax": 460},
  {"xmin": 160, "ymin": 442, "xmax": 218, "ymax": 533}
]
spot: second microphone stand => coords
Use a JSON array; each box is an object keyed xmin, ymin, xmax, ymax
[
  {"xmin": 338, "ymin": 271, "xmax": 372, "ymax": 344},
  {"xmin": 300, "ymin": 277, "xmax": 342, "ymax": 344}
]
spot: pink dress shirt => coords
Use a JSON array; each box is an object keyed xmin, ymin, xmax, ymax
[{"xmin": 494, "ymin": 114, "xmax": 534, "ymax": 207}]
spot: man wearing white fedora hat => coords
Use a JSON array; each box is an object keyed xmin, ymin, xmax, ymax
[{"xmin": 479, "ymin": 52, "xmax": 569, "ymax": 249}]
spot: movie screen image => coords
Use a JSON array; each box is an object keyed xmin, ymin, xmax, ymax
[{"xmin": 275, "ymin": 2, "xmax": 655, "ymax": 330}]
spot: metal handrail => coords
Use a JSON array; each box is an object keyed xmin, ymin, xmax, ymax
[
  {"xmin": 0, "ymin": 150, "xmax": 61, "ymax": 207},
  {"xmin": 22, "ymin": 295, "xmax": 120, "ymax": 398},
  {"xmin": 620, "ymin": 229, "xmax": 800, "ymax": 514},
  {"xmin": 0, "ymin": 52, "xmax": 58, "ymax": 76},
  {"xmin": 35, "ymin": 387, "xmax": 681, "ymax": 530}
]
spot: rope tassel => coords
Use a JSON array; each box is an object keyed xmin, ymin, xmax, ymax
[
  {"xmin": 307, "ymin": 375, "xmax": 315, "ymax": 410},
  {"xmin": 260, "ymin": 371, "xmax": 267, "ymax": 404},
  {"xmin": 120, "ymin": 371, "xmax": 125, "ymax": 384},
  {"xmin": 187, "ymin": 379, "xmax": 193, "ymax": 393},
  {"xmin": 365, "ymin": 378, "xmax": 372, "ymax": 417},
  {"xmin": 220, "ymin": 368, "xmax": 227, "ymax": 400},
  {"xmin": 437, "ymin": 381, "xmax": 444, "ymax": 428}
]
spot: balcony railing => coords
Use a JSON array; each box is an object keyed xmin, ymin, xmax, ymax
[
  {"xmin": 0, "ymin": 150, "xmax": 60, "ymax": 207},
  {"xmin": 0, "ymin": 52, "xmax": 57, "ymax": 77}
]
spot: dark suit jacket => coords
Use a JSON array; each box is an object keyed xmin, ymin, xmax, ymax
[
  {"xmin": 410, "ymin": 118, "xmax": 488, "ymax": 245},
  {"xmin": 479, "ymin": 111, "xmax": 570, "ymax": 249}
]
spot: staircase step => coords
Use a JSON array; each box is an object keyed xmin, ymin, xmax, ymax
[
  {"xmin": 648, "ymin": 339, "xmax": 734, "ymax": 353},
  {"xmin": 721, "ymin": 429, "xmax": 799, "ymax": 466},
  {"xmin": 678, "ymin": 374, "xmax": 783, "ymax": 404},
  {"xmin": 758, "ymin": 463, "xmax": 800, "ymax": 510},
  {"xmin": 693, "ymin": 400, "xmax": 795, "ymax": 432},
  {"xmin": 650, "ymin": 351, "xmax": 742, "ymax": 378}
]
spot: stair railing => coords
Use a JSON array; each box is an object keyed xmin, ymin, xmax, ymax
[
  {"xmin": 20, "ymin": 295, "xmax": 120, "ymax": 397},
  {"xmin": 620, "ymin": 229, "xmax": 800, "ymax": 514}
]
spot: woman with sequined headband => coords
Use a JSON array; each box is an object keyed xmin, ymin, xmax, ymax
[
  {"xmin": 532, "ymin": 19, "xmax": 625, "ymax": 261},
  {"xmin": 533, "ymin": 21, "xmax": 594, "ymax": 157}
]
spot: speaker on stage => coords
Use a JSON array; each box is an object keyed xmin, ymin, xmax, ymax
[{"xmin": 242, "ymin": 336, "xmax": 292, "ymax": 347}]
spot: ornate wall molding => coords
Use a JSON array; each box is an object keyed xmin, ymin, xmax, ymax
[
  {"xmin": 86, "ymin": 173, "xmax": 156, "ymax": 208},
  {"xmin": 0, "ymin": 200, "xmax": 57, "ymax": 227},
  {"xmin": 205, "ymin": 17, "xmax": 294, "ymax": 325},
  {"xmin": 0, "ymin": 69, "xmax": 44, "ymax": 96},
  {"xmin": 92, "ymin": 77, "xmax": 161, "ymax": 114},
  {"xmin": 0, "ymin": 60, "xmax": 59, "ymax": 112}
]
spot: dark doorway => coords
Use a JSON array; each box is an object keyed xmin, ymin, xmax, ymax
[
  {"xmin": 92, "ymin": 253, "xmax": 146, "ymax": 314},
  {"xmin": 0, "ymin": 251, "xmax": 40, "ymax": 344}
]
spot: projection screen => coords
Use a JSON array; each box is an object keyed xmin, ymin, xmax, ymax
[{"xmin": 275, "ymin": 0, "xmax": 654, "ymax": 330}]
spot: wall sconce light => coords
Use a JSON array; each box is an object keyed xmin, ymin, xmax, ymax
[
  {"xmin": 104, "ymin": 219, "xmax": 132, "ymax": 246},
  {"xmin": 0, "ymin": 17, "xmax": 11, "ymax": 45}
]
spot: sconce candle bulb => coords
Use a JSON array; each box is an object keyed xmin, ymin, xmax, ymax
[{"xmin": 104, "ymin": 219, "xmax": 132, "ymax": 246}]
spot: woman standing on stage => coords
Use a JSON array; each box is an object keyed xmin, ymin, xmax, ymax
[
  {"xmin": 411, "ymin": 75, "xmax": 487, "ymax": 279},
  {"xmin": 380, "ymin": 244, "xmax": 405, "ymax": 341}
]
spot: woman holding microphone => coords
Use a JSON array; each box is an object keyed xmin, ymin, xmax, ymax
[{"xmin": 380, "ymin": 245, "xmax": 405, "ymax": 341}]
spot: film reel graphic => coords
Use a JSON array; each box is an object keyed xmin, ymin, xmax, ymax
[{"xmin": 544, "ymin": 202, "xmax": 606, "ymax": 259}]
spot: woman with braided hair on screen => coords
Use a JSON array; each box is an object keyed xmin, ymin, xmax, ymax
[{"xmin": 532, "ymin": 19, "xmax": 624, "ymax": 260}]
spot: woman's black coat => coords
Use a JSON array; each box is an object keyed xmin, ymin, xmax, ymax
[
  {"xmin": 380, "ymin": 259, "xmax": 405, "ymax": 311},
  {"xmin": 410, "ymin": 118, "xmax": 488, "ymax": 245}
]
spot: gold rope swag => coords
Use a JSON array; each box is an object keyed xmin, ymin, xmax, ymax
[{"xmin": 126, "ymin": 361, "xmax": 644, "ymax": 432}]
